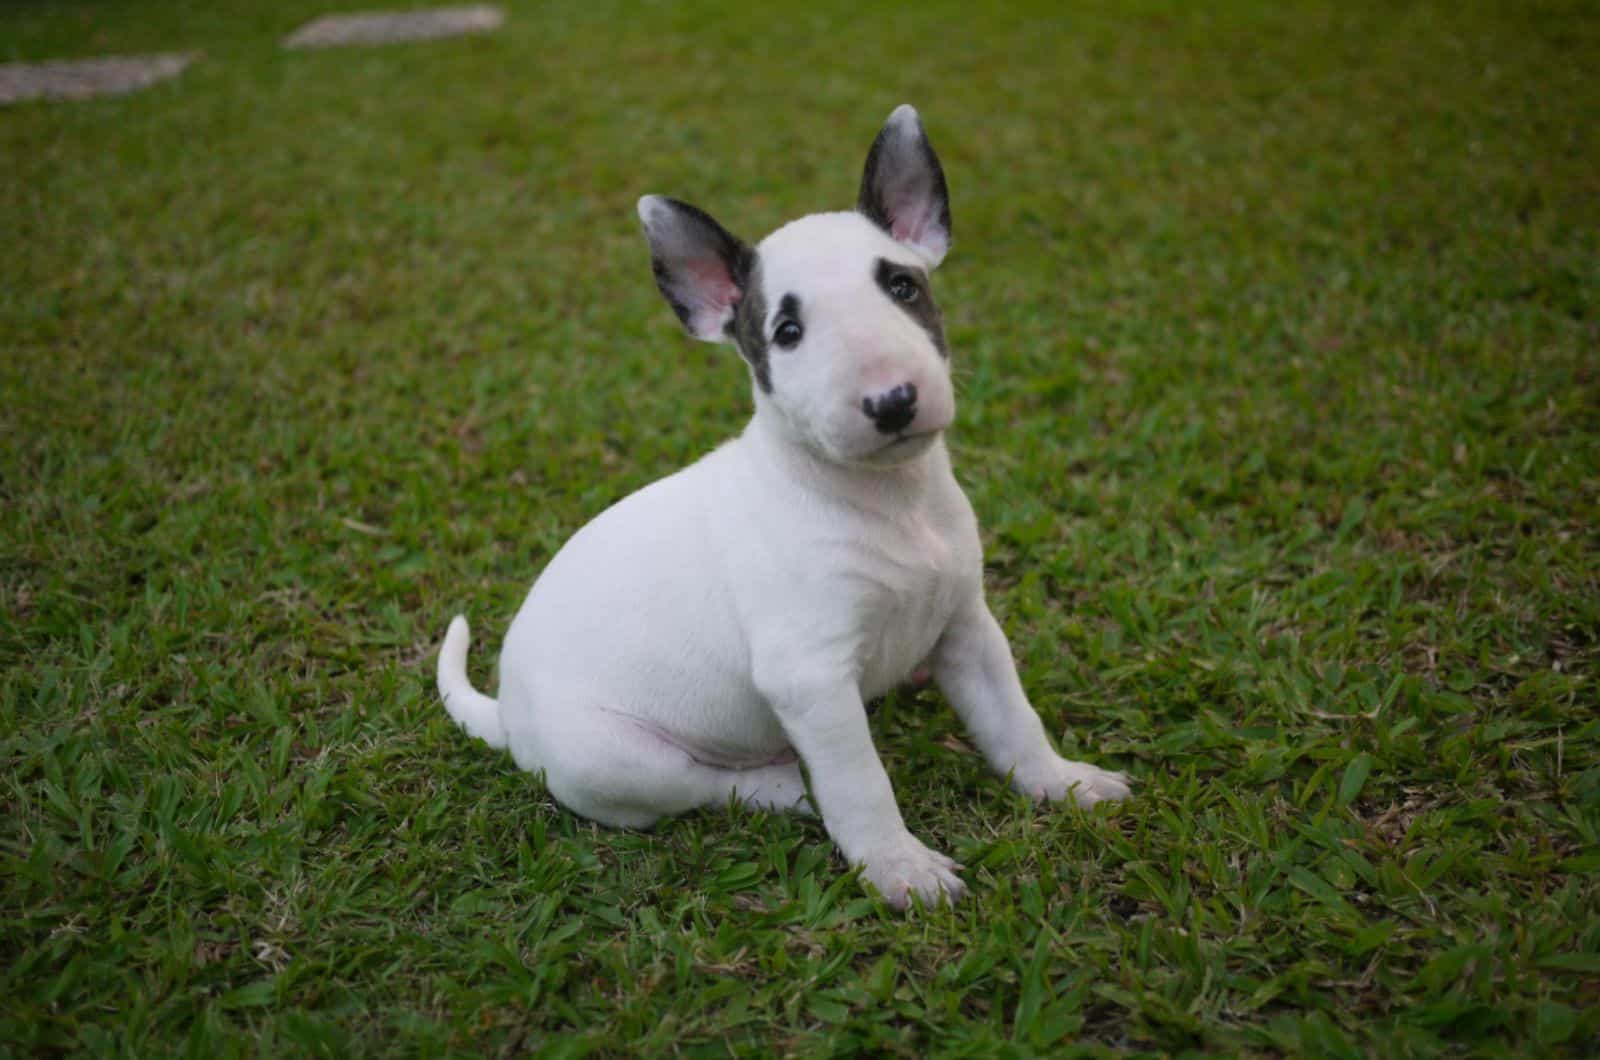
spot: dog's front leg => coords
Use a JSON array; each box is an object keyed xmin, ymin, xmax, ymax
[
  {"xmin": 934, "ymin": 599, "xmax": 1131, "ymax": 807},
  {"xmin": 761, "ymin": 669, "xmax": 964, "ymax": 908}
]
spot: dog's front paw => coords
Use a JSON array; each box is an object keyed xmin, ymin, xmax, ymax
[
  {"xmin": 1013, "ymin": 756, "xmax": 1131, "ymax": 808},
  {"xmin": 857, "ymin": 835, "xmax": 965, "ymax": 909}
]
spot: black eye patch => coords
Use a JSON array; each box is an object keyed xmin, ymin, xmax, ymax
[
  {"xmin": 772, "ymin": 293, "xmax": 804, "ymax": 349},
  {"xmin": 873, "ymin": 258, "xmax": 947, "ymax": 357},
  {"xmin": 729, "ymin": 257, "xmax": 772, "ymax": 392}
]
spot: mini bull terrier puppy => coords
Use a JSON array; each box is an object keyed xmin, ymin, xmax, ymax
[{"xmin": 437, "ymin": 105, "xmax": 1130, "ymax": 907}]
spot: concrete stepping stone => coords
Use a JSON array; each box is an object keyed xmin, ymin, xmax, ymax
[
  {"xmin": 283, "ymin": 5, "xmax": 504, "ymax": 49},
  {"xmin": 0, "ymin": 52, "xmax": 200, "ymax": 105}
]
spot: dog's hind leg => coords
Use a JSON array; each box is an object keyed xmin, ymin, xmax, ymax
[
  {"xmin": 531, "ymin": 707, "xmax": 811, "ymax": 829},
  {"xmin": 717, "ymin": 759, "xmax": 814, "ymax": 817}
]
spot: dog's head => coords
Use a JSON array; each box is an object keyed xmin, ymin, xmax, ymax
[{"xmin": 639, "ymin": 105, "xmax": 955, "ymax": 468}]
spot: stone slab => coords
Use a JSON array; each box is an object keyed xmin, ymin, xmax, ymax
[
  {"xmin": 0, "ymin": 52, "xmax": 200, "ymax": 105},
  {"xmin": 283, "ymin": 5, "xmax": 504, "ymax": 49}
]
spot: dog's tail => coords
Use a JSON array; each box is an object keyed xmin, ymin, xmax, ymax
[{"xmin": 437, "ymin": 615, "xmax": 507, "ymax": 749}]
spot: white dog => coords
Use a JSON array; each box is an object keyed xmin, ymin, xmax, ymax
[{"xmin": 437, "ymin": 105, "xmax": 1129, "ymax": 907}]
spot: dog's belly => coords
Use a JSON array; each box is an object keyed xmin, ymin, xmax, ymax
[{"xmin": 859, "ymin": 617, "xmax": 943, "ymax": 702}]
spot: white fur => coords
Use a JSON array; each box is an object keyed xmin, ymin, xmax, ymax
[
  {"xmin": 437, "ymin": 107, "xmax": 1129, "ymax": 908},
  {"xmin": 753, "ymin": 214, "xmax": 956, "ymax": 465}
]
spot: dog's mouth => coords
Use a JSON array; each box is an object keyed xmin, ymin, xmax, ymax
[{"xmin": 866, "ymin": 429, "xmax": 940, "ymax": 463}]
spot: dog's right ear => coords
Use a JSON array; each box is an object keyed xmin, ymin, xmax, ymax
[{"xmin": 637, "ymin": 195, "xmax": 754, "ymax": 343}]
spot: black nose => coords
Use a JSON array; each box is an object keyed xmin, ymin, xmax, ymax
[{"xmin": 862, "ymin": 382, "xmax": 919, "ymax": 435}]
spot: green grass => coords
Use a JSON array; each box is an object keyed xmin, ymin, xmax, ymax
[{"xmin": 3, "ymin": 0, "xmax": 1598, "ymax": 1053}]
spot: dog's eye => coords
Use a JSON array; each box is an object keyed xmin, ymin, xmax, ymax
[
  {"xmin": 773, "ymin": 320, "xmax": 804, "ymax": 349},
  {"xmin": 888, "ymin": 274, "xmax": 919, "ymax": 303}
]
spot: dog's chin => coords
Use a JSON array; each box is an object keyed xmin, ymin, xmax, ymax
[{"xmin": 854, "ymin": 430, "xmax": 942, "ymax": 468}]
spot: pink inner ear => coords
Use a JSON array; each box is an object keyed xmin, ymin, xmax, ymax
[
  {"xmin": 891, "ymin": 216, "xmax": 924, "ymax": 246},
  {"xmin": 688, "ymin": 261, "xmax": 739, "ymax": 311},
  {"xmin": 888, "ymin": 192, "xmax": 940, "ymax": 252}
]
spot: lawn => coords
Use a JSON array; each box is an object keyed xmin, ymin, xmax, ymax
[{"xmin": 3, "ymin": 0, "xmax": 1597, "ymax": 1054}]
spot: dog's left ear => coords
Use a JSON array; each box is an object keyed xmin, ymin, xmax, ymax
[
  {"xmin": 858, "ymin": 104, "xmax": 952, "ymax": 268},
  {"xmin": 637, "ymin": 195, "xmax": 753, "ymax": 343}
]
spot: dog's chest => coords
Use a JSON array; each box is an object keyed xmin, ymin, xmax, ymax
[{"xmin": 845, "ymin": 517, "xmax": 969, "ymax": 700}]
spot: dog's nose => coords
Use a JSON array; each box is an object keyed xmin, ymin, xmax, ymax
[{"xmin": 862, "ymin": 382, "xmax": 919, "ymax": 435}]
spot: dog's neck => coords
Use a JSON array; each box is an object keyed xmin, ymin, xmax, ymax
[{"xmin": 742, "ymin": 406, "xmax": 950, "ymax": 520}]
